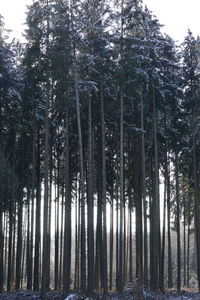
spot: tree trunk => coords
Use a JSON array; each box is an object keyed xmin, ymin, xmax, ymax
[
  {"xmin": 41, "ymin": 59, "xmax": 50, "ymax": 300},
  {"xmin": 129, "ymin": 208, "xmax": 133, "ymax": 283},
  {"xmin": 193, "ymin": 132, "xmax": 200, "ymax": 291},
  {"xmin": 187, "ymin": 192, "xmax": 191, "ymax": 288},
  {"xmin": 34, "ymin": 130, "xmax": 41, "ymax": 291},
  {"xmin": 40, "ymin": 0, "xmax": 50, "ymax": 296},
  {"xmin": 101, "ymin": 85, "xmax": 108, "ymax": 294},
  {"xmin": 160, "ymin": 174, "xmax": 167, "ymax": 290},
  {"xmin": 150, "ymin": 86, "xmax": 160, "ymax": 291},
  {"xmin": 183, "ymin": 194, "xmax": 186, "ymax": 287},
  {"xmin": 0, "ymin": 104, "xmax": 3, "ymax": 292},
  {"xmin": 135, "ymin": 138, "xmax": 143, "ymax": 280},
  {"xmin": 74, "ymin": 67, "xmax": 86, "ymax": 293},
  {"xmin": 87, "ymin": 93, "xmax": 94, "ymax": 296},
  {"xmin": 166, "ymin": 155, "xmax": 173, "ymax": 288},
  {"xmin": 140, "ymin": 91, "xmax": 148, "ymax": 287},
  {"xmin": 175, "ymin": 151, "xmax": 181, "ymax": 292},
  {"xmin": 109, "ymin": 190, "xmax": 114, "ymax": 290},
  {"xmin": 59, "ymin": 187, "xmax": 64, "ymax": 289},
  {"xmin": 54, "ymin": 152, "xmax": 60, "ymax": 290},
  {"xmin": 95, "ymin": 166, "xmax": 102, "ymax": 291},
  {"xmin": 7, "ymin": 152, "xmax": 15, "ymax": 291},
  {"xmin": 16, "ymin": 189, "xmax": 23, "ymax": 290},
  {"xmin": 63, "ymin": 105, "xmax": 72, "ymax": 297}
]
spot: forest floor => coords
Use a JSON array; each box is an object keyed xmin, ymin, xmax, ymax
[{"xmin": 0, "ymin": 289, "xmax": 200, "ymax": 300}]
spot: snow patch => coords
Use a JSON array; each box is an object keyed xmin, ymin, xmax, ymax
[{"xmin": 64, "ymin": 294, "xmax": 85, "ymax": 300}]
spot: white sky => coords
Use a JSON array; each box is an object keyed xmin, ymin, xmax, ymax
[
  {"xmin": 0, "ymin": 0, "xmax": 200, "ymax": 43},
  {"xmin": 0, "ymin": 0, "xmax": 32, "ymax": 40},
  {"xmin": 144, "ymin": 0, "xmax": 200, "ymax": 43}
]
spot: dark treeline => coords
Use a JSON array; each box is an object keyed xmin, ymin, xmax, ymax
[{"xmin": 0, "ymin": 0, "xmax": 200, "ymax": 298}]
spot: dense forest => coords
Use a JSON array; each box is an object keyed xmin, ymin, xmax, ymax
[{"xmin": 1, "ymin": 0, "xmax": 200, "ymax": 299}]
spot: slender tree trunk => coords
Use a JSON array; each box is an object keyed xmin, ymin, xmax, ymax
[
  {"xmin": 0, "ymin": 105, "xmax": 3, "ymax": 292},
  {"xmin": 124, "ymin": 202, "xmax": 127, "ymax": 285},
  {"xmin": 129, "ymin": 208, "xmax": 133, "ymax": 283},
  {"xmin": 95, "ymin": 166, "xmax": 102, "ymax": 291},
  {"xmin": 135, "ymin": 138, "xmax": 143, "ymax": 279},
  {"xmin": 140, "ymin": 91, "xmax": 148, "ymax": 287},
  {"xmin": 34, "ymin": 130, "xmax": 41, "ymax": 291},
  {"xmin": 175, "ymin": 151, "xmax": 181, "ymax": 292},
  {"xmin": 26, "ymin": 186, "xmax": 31, "ymax": 290},
  {"xmin": 74, "ymin": 183, "xmax": 79, "ymax": 291},
  {"xmin": 74, "ymin": 67, "xmax": 86, "ymax": 293},
  {"xmin": 27, "ymin": 119, "xmax": 36, "ymax": 290},
  {"xmin": 11, "ymin": 204, "xmax": 16, "ymax": 286},
  {"xmin": 55, "ymin": 154, "xmax": 60, "ymax": 290},
  {"xmin": 7, "ymin": 153, "xmax": 15, "ymax": 291},
  {"xmin": 59, "ymin": 187, "xmax": 64, "ymax": 289},
  {"xmin": 109, "ymin": 190, "xmax": 114, "ymax": 290},
  {"xmin": 101, "ymin": 85, "xmax": 108, "ymax": 294},
  {"xmin": 63, "ymin": 105, "xmax": 72, "ymax": 297},
  {"xmin": 41, "ymin": 59, "xmax": 50, "ymax": 300},
  {"xmin": 150, "ymin": 86, "xmax": 160, "ymax": 291},
  {"xmin": 46, "ymin": 136, "xmax": 53, "ymax": 289},
  {"xmin": 21, "ymin": 234, "xmax": 26, "ymax": 289},
  {"xmin": 166, "ymin": 155, "xmax": 173, "ymax": 288},
  {"xmin": 187, "ymin": 192, "xmax": 191, "ymax": 288},
  {"xmin": 74, "ymin": 184, "xmax": 81, "ymax": 291},
  {"xmin": 160, "ymin": 176, "xmax": 167, "ymax": 290},
  {"xmin": 116, "ymin": 185, "xmax": 119, "ymax": 290},
  {"xmin": 118, "ymin": 0, "xmax": 124, "ymax": 290},
  {"xmin": 40, "ymin": 0, "xmax": 50, "ymax": 296},
  {"xmin": 87, "ymin": 93, "xmax": 94, "ymax": 296},
  {"xmin": 193, "ymin": 132, "xmax": 200, "ymax": 291},
  {"xmin": 16, "ymin": 188, "xmax": 23, "ymax": 290},
  {"xmin": 118, "ymin": 87, "xmax": 124, "ymax": 293},
  {"xmin": 183, "ymin": 194, "xmax": 186, "ymax": 287}
]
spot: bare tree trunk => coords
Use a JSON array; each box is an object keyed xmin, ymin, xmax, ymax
[
  {"xmin": 187, "ymin": 192, "xmax": 191, "ymax": 288},
  {"xmin": 87, "ymin": 93, "xmax": 94, "ymax": 296},
  {"xmin": 101, "ymin": 85, "xmax": 108, "ymax": 294},
  {"xmin": 109, "ymin": 190, "xmax": 114, "ymax": 290},
  {"xmin": 160, "ymin": 174, "xmax": 167, "ymax": 290},
  {"xmin": 59, "ymin": 187, "xmax": 64, "ymax": 289},
  {"xmin": 150, "ymin": 86, "xmax": 160, "ymax": 291},
  {"xmin": 175, "ymin": 151, "xmax": 181, "ymax": 292},
  {"xmin": 0, "ymin": 104, "xmax": 4, "ymax": 292},
  {"xmin": 95, "ymin": 166, "xmax": 102, "ymax": 291},
  {"xmin": 55, "ymin": 152, "xmax": 60, "ymax": 290},
  {"xmin": 0, "ymin": 105, "xmax": 3, "ymax": 292},
  {"xmin": 135, "ymin": 137, "xmax": 143, "ymax": 280},
  {"xmin": 63, "ymin": 104, "xmax": 72, "ymax": 297},
  {"xmin": 34, "ymin": 130, "xmax": 41, "ymax": 291},
  {"xmin": 183, "ymin": 194, "xmax": 186, "ymax": 287},
  {"xmin": 140, "ymin": 91, "xmax": 147, "ymax": 287},
  {"xmin": 7, "ymin": 152, "xmax": 15, "ymax": 291},
  {"xmin": 41, "ymin": 1, "xmax": 50, "ymax": 296},
  {"xmin": 16, "ymin": 189, "xmax": 23, "ymax": 290},
  {"xmin": 74, "ymin": 68, "xmax": 86, "ymax": 293},
  {"xmin": 118, "ymin": 0, "xmax": 125, "ymax": 290},
  {"xmin": 74, "ymin": 183, "xmax": 79, "ymax": 291},
  {"xmin": 166, "ymin": 155, "xmax": 173, "ymax": 288},
  {"xmin": 129, "ymin": 208, "xmax": 133, "ymax": 283},
  {"xmin": 27, "ymin": 118, "xmax": 36, "ymax": 290},
  {"xmin": 116, "ymin": 185, "xmax": 119, "ymax": 290},
  {"xmin": 41, "ymin": 56, "xmax": 50, "ymax": 300},
  {"xmin": 193, "ymin": 131, "xmax": 200, "ymax": 291}
]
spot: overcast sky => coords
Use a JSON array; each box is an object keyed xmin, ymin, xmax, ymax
[{"xmin": 0, "ymin": 0, "xmax": 200, "ymax": 43}]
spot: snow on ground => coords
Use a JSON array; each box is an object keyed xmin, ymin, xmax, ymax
[{"xmin": 0, "ymin": 290, "xmax": 200, "ymax": 300}]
